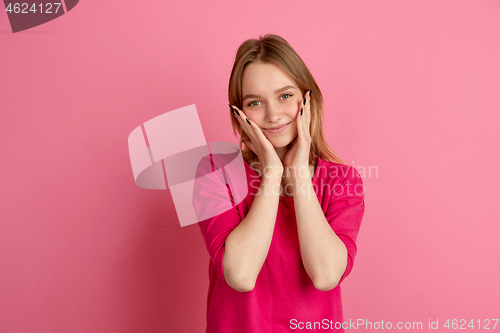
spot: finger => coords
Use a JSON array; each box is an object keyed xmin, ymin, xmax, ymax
[
  {"xmin": 296, "ymin": 92, "xmax": 311, "ymax": 147},
  {"xmin": 297, "ymin": 102, "xmax": 305, "ymax": 139},
  {"xmin": 303, "ymin": 90, "xmax": 311, "ymax": 138},
  {"xmin": 231, "ymin": 105, "xmax": 255, "ymax": 139}
]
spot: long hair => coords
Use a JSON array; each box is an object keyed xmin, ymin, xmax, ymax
[{"xmin": 228, "ymin": 34, "xmax": 347, "ymax": 168}]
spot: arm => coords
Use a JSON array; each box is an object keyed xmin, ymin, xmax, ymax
[
  {"xmin": 223, "ymin": 175, "xmax": 281, "ymax": 292},
  {"xmin": 293, "ymin": 166, "xmax": 365, "ymax": 291},
  {"xmin": 293, "ymin": 175, "xmax": 347, "ymax": 291}
]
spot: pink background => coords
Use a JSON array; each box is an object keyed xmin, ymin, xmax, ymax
[{"xmin": 1, "ymin": 0, "xmax": 500, "ymax": 332}]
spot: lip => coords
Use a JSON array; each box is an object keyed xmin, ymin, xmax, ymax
[{"xmin": 263, "ymin": 122, "xmax": 291, "ymax": 134}]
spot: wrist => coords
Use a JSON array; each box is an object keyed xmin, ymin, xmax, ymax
[
  {"xmin": 260, "ymin": 166, "xmax": 284, "ymax": 180},
  {"xmin": 261, "ymin": 174, "xmax": 282, "ymax": 184},
  {"xmin": 288, "ymin": 165, "xmax": 312, "ymax": 181}
]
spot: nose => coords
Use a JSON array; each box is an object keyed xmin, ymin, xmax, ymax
[{"xmin": 264, "ymin": 103, "xmax": 283, "ymax": 124}]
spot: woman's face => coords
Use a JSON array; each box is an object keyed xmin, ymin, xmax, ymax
[{"xmin": 241, "ymin": 62, "xmax": 302, "ymax": 148}]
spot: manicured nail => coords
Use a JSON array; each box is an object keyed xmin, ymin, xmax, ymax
[
  {"xmin": 246, "ymin": 118, "xmax": 251, "ymax": 125},
  {"xmin": 309, "ymin": 89, "xmax": 312, "ymax": 97},
  {"xmin": 229, "ymin": 105, "xmax": 234, "ymax": 115},
  {"xmin": 234, "ymin": 108, "xmax": 240, "ymax": 116},
  {"xmin": 300, "ymin": 108, "xmax": 303, "ymax": 116},
  {"xmin": 303, "ymin": 97, "xmax": 306, "ymax": 105}
]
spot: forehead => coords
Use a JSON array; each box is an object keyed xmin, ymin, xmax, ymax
[{"xmin": 242, "ymin": 62, "xmax": 297, "ymax": 92}]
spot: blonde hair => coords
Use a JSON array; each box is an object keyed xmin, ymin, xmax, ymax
[{"xmin": 228, "ymin": 33, "xmax": 347, "ymax": 167}]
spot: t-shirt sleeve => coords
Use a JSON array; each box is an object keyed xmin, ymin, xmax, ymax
[
  {"xmin": 324, "ymin": 165, "xmax": 365, "ymax": 285},
  {"xmin": 193, "ymin": 155, "xmax": 243, "ymax": 285}
]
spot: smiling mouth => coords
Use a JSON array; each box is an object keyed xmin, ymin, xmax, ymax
[
  {"xmin": 266, "ymin": 124, "xmax": 285, "ymax": 130},
  {"xmin": 263, "ymin": 122, "xmax": 291, "ymax": 133}
]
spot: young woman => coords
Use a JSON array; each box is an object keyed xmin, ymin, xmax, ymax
[{"xmin": 197, "ymin": 34, "xmax": 365, "ymax": 332}]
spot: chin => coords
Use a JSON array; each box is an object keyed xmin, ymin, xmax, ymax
[{"xmin": 269, "ymin": 135, "xmax": 295, "ymax": 148}]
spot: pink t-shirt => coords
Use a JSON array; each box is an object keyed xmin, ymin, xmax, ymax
[{"xmin": 197, "ymin": 155, "xmax": 365, "ymax": 332}]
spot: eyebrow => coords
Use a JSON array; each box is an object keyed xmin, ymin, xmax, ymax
[{"xmin": 242, "ymin": 85, "xmax": 297, "ymax": 101}]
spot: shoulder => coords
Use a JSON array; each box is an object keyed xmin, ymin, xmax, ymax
[{"xmin": 195, "ymin": 152, "xmax": 240, "ymax": 175}]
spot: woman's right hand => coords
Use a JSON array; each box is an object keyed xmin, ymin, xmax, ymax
[{"xmin": 230, "ymin": 105, "xmax": 284, "ymax": 180}]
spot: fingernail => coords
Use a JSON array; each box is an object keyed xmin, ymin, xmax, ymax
[
  {"xmin": 234, "ymin": 108, "xmax": 240, "ymax": 116},
  {"xmin": 246, "ymin": 118, "xmax": 251, "ymax": 125},
  {"xmin": 229, "ymin": 105, "xmax": 234, "ymax": 115},
  {"xmin": 300, "ymin": 108, "xmax": 303, "ymax": 116},
  {"xmin": 309, "ymin": 89, "xmax": 312, "ymax": 97},
  {"xmin": 303, "ymin": 97, "xmax": 306, "ymax": 105}
]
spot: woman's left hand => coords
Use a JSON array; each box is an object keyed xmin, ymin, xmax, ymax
[{"xmin": 283, "ymin": 89, "xmax": 312, "ymax": 180}]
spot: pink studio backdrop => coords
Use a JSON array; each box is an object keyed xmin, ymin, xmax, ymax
[{"xmin": 1, "ymin": 0, "xmax": 499, "ymax": 332}]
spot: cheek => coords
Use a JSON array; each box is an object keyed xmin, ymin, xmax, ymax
[
  {"xmin": 286, "ymin": 105, "xmax": 299, "ymax": 119},
  {"xmin": 290, "ymin": 121, "xmax": 299, "ymax": 136},
  {"xmin": 245, "ymin": 113, "xmax": 257, "ymax": 123},
  {"xmin": 294, "ymin": 98, "xmax": 303, "ymax": 110}
]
